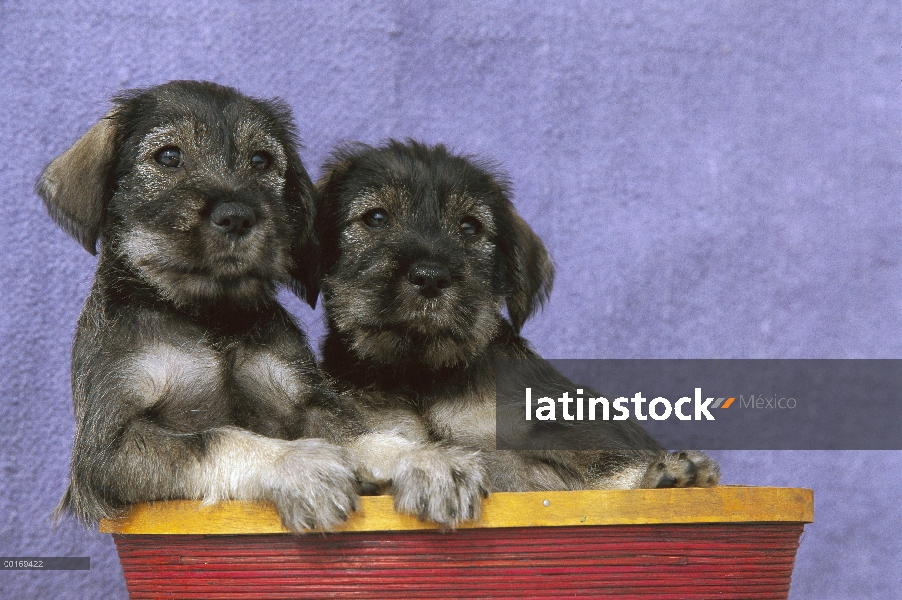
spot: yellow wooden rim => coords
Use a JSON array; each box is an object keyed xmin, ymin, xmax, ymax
[{"xmin": 99, "ymin": 486, "xmax": 813, "ymax": 535}]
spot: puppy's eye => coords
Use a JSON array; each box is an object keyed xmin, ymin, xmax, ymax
[
  {"xmin": 460, "ymin": 216, "xmax": 482, "ymax": 237},
  {"xmin": 362, "ymin": 208, "xmax": 389, "ymax": 228},
  {"xmin": 155, "ymin": 146, "xmax": 182, "ymax": 168},
  {"xmin": 251, "ymin": 151, "xmax": 272, "ymax": 170}
]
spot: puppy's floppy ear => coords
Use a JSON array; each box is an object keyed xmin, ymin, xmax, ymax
[
  {"xmin": 36, "ymin": 114, "xmax": 118, "ymax": 255},
  {"xmin": 315, "ymin": 154, "xmax": 355, "ymax": 199},
  {"xmin": 497, "ymin": 207, "xmax": 555, "ymax": 333},
  {"xmin": 311, "ymin": 150, "xmax": 360, "ymax": 277},
  {"xmin": 258, "ymin": 97, "xmax": 320, "ymax": 307},
  {"xmin": 285, "ymin": 150, "xmax": 320, "ymax": 308}
]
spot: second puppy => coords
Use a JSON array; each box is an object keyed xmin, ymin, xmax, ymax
[{"xmin": 311, "ymin": 140, "xmax": 719, "ymax": 497}]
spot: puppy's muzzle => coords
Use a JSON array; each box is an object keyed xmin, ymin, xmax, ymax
[
  {"xmin": 211, "ymin": 201, "xmax": 257, "ymax": 240},
  {"xmin": 408, "ymin": 261, "xmax": 451, "ymax": 298}
]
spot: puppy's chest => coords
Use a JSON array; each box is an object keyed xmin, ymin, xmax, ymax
[
  {"xmin": 422, "ymin": 395, "xmax": 497, "ymax": 450},
  {"xmin": 128, "ymin": 334, "xmax": 307, "ymax": 423}
]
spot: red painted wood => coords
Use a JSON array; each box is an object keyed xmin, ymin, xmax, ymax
[{"xmin": 113, "ymin": 523, "xmax": 804, "ymax": 599}]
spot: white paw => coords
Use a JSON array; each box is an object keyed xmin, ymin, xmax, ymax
[
  {"xmin": 265, "ymin": 438, "xmax": 361, "ymax": 532},
  {"xmin": 642, "ymin": 450, "xmax": 720, "ymax": 488},
  {"xmin": 391, "ymin": 446, "xmax": 488, "ymax": 527}
]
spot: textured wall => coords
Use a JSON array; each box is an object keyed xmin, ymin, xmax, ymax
[{"xmin": 1, "ymin": 2, "xmax": 899, "ymax": 598}]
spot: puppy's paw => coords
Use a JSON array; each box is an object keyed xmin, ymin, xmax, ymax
[
  {"xmin": 266, "ymin": 438, "xmax": 361, "ymax": 533},
  {"xmin": 642, "ymin": 451, "xmax": 720, "ymax": 488},
  {"xmin": 391, "ymin": 446, "xmax": 488, "ymax": 528}
]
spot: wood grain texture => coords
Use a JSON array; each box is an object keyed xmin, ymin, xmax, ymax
[
  {"xmin": 113, "ymin": 523, "xmax": 806, "ymax": 599},
  {"xmin": 100, "ymin": 486, "xmax": 813, "ymax": 535}
]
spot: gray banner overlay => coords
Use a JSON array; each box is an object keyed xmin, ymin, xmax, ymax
[
  {"xmin": 495, "ymin": 360, "xmax": 902, "ymax": 450},
  {"xmin": 1, "ymin": 557, "xmax": 90, "ymax": 570}
]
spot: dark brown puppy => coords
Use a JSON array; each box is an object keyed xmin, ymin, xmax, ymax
[
  {"xmin": 311, "ymin": 140, "xmax": 719, "ymax": 498},
  {"xmin": 39, "ymin": 81, "xmax": 362, "ymax": 532}
]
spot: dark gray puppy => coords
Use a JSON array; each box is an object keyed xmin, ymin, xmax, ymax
[
  {"xmin": 310, "ymin": 140, "xmax": 719, "ymax": 500},
  {"xmin": 38, "ymin": 81, "xmax": 363, "ymax": 532}
]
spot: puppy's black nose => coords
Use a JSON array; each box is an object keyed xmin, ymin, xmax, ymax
[
  {"xmin": 211, "ymin": 202, "xmax": 256, "ymax": 239},
  {"xmin": 408, "ymin": 262, "xmax": 451, "ymax": 296}
]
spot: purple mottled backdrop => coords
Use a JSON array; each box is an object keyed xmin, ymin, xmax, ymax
[{"xmin": 1, "ymin": 2, "xmax": 899, "ymax": 598}]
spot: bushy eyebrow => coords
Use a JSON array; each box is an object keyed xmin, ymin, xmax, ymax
[
  {"xmin": 342, "ymin": 186, "xmax": 409, "ymax": 220},
  {"xmin": 443, "ymin": 193, "xmax": 497, "ymax": 235},
  {"xmin": 137, "ymin": 124, "xmax": 182, "ymax": 157}
]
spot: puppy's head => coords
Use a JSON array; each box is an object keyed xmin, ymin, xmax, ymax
[
  {"xmin": 38, "ymin": 80, "xmax": 319, "ymax": 308},
  {"xmin": 316, "ymin": 140, "xmax": 554, "ymax": 369}
]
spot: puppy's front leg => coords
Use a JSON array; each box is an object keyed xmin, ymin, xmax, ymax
[
  {"xmin": 192, "ymin": 427, "xmax": 361, "ymax": 530},
  {"xmin": 349, "ymin": 433, "xmax": 488, "ymax": 527},
  {"xmin": 67, "ymin": 418, "xmax": 359, "ymax": 532}
]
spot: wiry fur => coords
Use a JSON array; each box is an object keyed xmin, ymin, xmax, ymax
[
  {"xmin": 310, "ymin": 140, "xmax": 719, "ymax": 501},
  {"xmin": 39, "ymin": 81, "xmax": 361, "ymax": 532}
]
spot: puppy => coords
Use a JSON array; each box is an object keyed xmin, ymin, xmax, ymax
[
  {"xmin": 311, "ymin": 140, "xmax": 719, "ymax": 496},
  {"xmin": 38, "ymin": 81, "xmax": 363, "ymax": 532}
]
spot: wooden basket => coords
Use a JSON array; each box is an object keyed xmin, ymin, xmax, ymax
[{"xmin": 100, "ymin": 486, "xmax": 813, "ymax": 599}]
